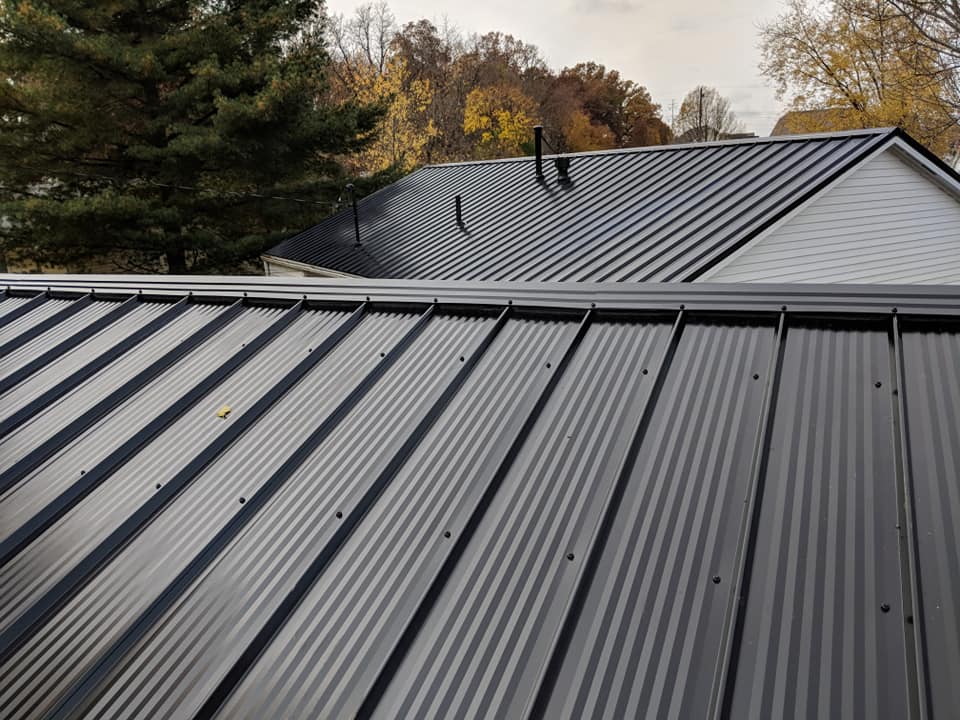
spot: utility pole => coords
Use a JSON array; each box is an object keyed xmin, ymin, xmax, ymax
[{"xmin": 698, "ymin": 86, "xmax": 704, "ymax": 143}]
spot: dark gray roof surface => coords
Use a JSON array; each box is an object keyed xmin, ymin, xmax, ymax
[
  {"xmin": 267, "ymin": 128, "xmax": 900, "ymax": 281},
  {"xmin": 0, "ymin": 273, "xmax": 957, "ymax": 719}
]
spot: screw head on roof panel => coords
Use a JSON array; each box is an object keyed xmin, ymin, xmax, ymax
[
  {"xmin": 566, "ymin": 553, "xmax": 575, "ymax": 561},
  {"xmin": 875, "ymin": 381, "xmax": 882, "ymax": 388},
  {"xmin": 881, "ymin": 603, "xmax": 890, "ymax": 613},
  {"xmin": 335, "ymin": 511, "xmax": 342, "ymax": 519},
  {"xmin": 712, "ymin": 575, "xmax": 721, "ymax": 584},
  {"xmin": 444, "ymin": 531, "xmax": 451, "ymax": 538},
  {"xmin": 239, "ymin": 497, "xmax": 246, "ymax": 504}
]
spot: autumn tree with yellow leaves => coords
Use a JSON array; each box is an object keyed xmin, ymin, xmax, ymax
[
  {"xmin": 463, "ymin": 85, "xmax": 539, "ymax": 157},
  {"xmin": 760, "ymin": 0, "xmax": 958, "ymax": 155},
  {"xmin": 327, "ymin": 3, "xmax": 673, "ymax": 172}
]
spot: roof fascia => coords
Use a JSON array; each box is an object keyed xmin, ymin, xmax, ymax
[{"xmin": 261, "ymin": 254, "xmax": 364, "ymax": 279}]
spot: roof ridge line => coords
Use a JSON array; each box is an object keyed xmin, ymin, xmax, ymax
[{"xmin": 419, "ymin": 127, "xmax": 899, "ymax": 169}]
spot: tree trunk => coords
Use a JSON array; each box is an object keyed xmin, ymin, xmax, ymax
[{"xmin": 166, "ymin": 247, "xmax": 187, "ymax": 274}]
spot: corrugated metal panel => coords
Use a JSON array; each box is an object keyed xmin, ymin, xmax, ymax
[
  {"xmin": 728, "ymin": 321, "xmax": 909, "ymax": 718},
  {"xmin": 706, "ymin": 148, "xmax": 960, "ymax": 284},
  {"xmin": 542, "ymin": 319, "xmax": 775, "ymax": 719},
  {"xmin": 266, "ymin": 130, "xmax": 895, "ymax": 282},
  {"xmin": 898, "ymin": 321, "xmax": 960, "ymax": 719},
  {"xmin": 0, "ymin": 276, "xmax": 957, "ymax": 719}
]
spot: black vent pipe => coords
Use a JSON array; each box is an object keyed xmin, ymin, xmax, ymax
[
  {"xmin": 345, "ymin": 183, "xmax": 360, "ymax": 246},
  {"xmin": 534, "ymin": 125, "xmax": 543, "ymax": 178}
]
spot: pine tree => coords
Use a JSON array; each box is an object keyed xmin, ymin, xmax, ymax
[{"xmin": 0, "ymin": 0, "xmax": 382, "ymax": 273}]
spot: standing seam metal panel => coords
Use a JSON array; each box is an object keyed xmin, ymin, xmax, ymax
[{"xmin": 266, "ymin": 132, "xmax": 892, "ymax": 282}]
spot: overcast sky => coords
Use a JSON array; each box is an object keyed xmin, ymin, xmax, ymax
[{"xmin": 327, "ymin": 0, "xmax": 788, "ymax": 135}]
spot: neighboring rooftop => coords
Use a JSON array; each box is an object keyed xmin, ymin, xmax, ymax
[
  {"xmin": 0, "ymin": 274, "xmax": 957, "ymax": 718},
  {"xmin": 770, "ymin": 108, "xmax": 860, "ymax": 136},
  {"xmin": 265, "ymin": 127, "xmax": 953, "ymax": 282}
]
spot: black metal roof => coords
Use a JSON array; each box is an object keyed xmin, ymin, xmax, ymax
[
  {"xmin": 266, "ymin": 128, "xmax": 905, "ymax": 281},
  {"xmin": 0, "ymin": 273, "xmax": 957, "ymax": 719}
]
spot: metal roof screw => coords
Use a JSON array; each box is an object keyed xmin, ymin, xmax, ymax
[
  {"xmin": 156, "ymin": 483, "xmax": 162, "ymax": 489},
  {"xmin": 753, "ymin": 373, "xmax": 760, "ymax": 380},
  {"xmin": 243, "ymin": 292, "xmax": 247, "ymax": 297},
  {"xmin": 444, "ymin": 531, "xmax": 452, "ymax": 538},
  {"xmin": 680, "ymin": 304, "xmax": 685, "ymax": 310},
  {"xmin": 906, "ymin": 614, "xmax": 913, "ymax": 624},
  {"xmin": 508, "ymin": 300, "xmax": 513, "ymax": 305},
  {"xmin": 459, "ymin": 356, "xmax": 465, "ymax": 362},
  {"xmin": 880, "ymin": 603, "xmax": 891, "ymax": 613},
  {"xmin": 433, "ymin": 298, "xmax": 438, "ymax": 303},
  {"xmin": 892, "ymin": 388, "xmax": 898, "ymax": 396},
  {"xmin": 80, "ymin": 469, "xmax": 85, "ymax": 475},
  {"xmin": 239, "ymin": 497, "xmax": 246, "ymax": 504},
  {"xmin": 366, "ymin": 296, "xmax": 370, "ymax": 302},
  {"xmin": 335, "ymin": 511, "xmax": 343, "ymax": 519},
  {"xmin": 380, "ymin": 351, "xmax": 385, "ymax": 357},
  {"xmin": 892, "ymin": 307, "xmax": 898, "ymax": 314},
  {"xmin": 591, "ymin": 302, "xmax": 596, "ymax": 308},
  {"xmin": 566, "ymin": 553, "xmax": 575, "ymax": 561},
  {"xmin": 546, "ymin": 362, "xmax": 552, "ymax": 368},
  {"xmin": 875, "ymin": 381, "xmax": 882, "ymax": 388},
  {"xmin": 642, "ymin": 369, "xmax": 648, "ymax": 375},
  {"xmin": 712, "ymin": 575, "xmax": 721, "ymax": 584}
]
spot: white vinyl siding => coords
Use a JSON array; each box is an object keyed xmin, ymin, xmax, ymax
[
  {"xmin": 702, "ymin": 147, "xmax": 960, "ymax": 284},
  {"xmin": 263, "ymin": 260, "xmax": 307, "ymax": 277}
]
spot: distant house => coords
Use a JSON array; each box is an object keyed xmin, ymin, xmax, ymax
[
  {"xmin": 265, "ymin": 127, "xmax": 960, "ymax": 285},
  {"xmin": 770, "ymin": 108, "xmax": 859, "ymax": 136}
]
